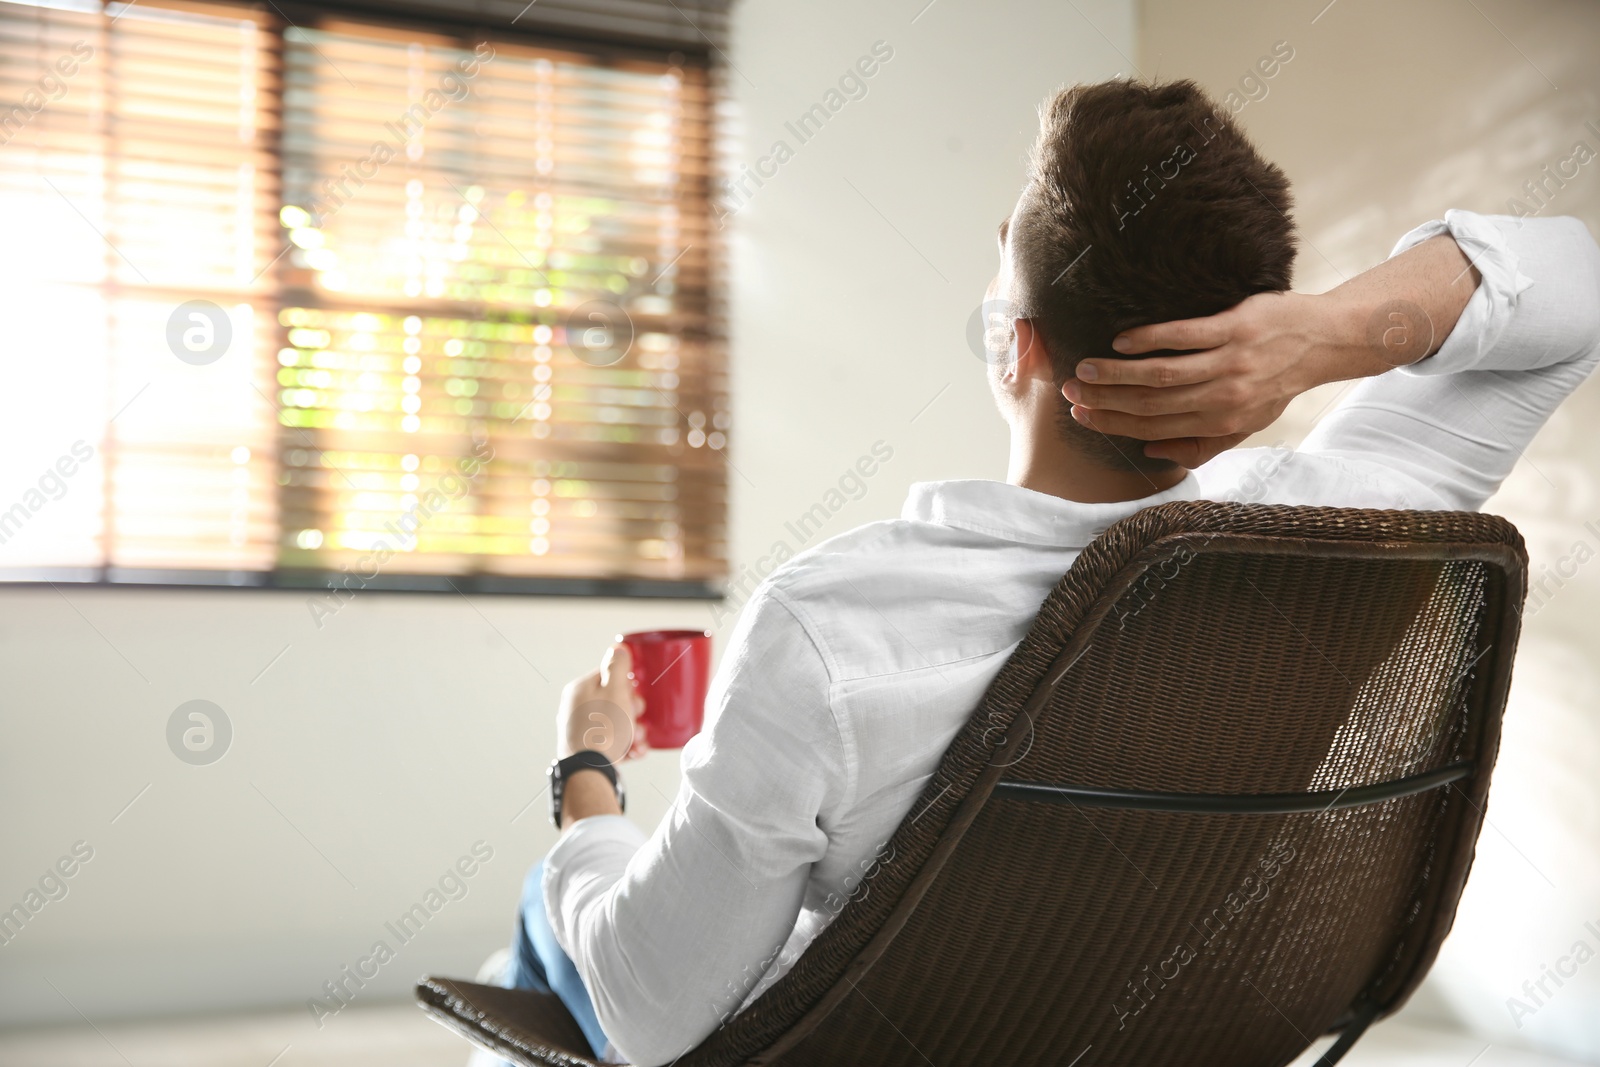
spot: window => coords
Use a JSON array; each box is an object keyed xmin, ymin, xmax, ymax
[{"xmin": 0, "ymin": 0, "xmax": 725, "ymax": 595}]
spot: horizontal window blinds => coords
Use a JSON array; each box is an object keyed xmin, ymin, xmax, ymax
[
  {"xmin": 291, "ymin": 0, "xmax": 733, "ymax": 55},
  {"xmin": 0, "ymin": 0, "xmax": 727, "ymax": 592},
  {"xmin": 0, "ymin": 0, "xmax": 281, "ymax": 576}
]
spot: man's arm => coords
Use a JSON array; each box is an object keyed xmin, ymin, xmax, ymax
[
  {"xmin": 1065, "ymin": 231, "xmax": 1479, "ymax": 463},
  {"xmin": 543, "ymin": 591, "xmax": 845, "ymax": 1066},
  {"xmin": 1062, "ymin": 212, "xmax": 1600, "ymax": 493},
  {"xmin": 558, "ymin": 768, "xmax": 624, "ymax": 825},
  {"xmin": 551, "ymin": 643, "xmax": 638, "ymax": 827},
  {"xmin": 1298, "ymin": 213, "xmax": 1599, "ymax": 509}
]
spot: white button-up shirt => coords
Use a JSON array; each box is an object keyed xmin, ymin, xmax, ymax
[{"xmin": 544, "ymin": 210, "xmax": 1600, "ymax": 1065}]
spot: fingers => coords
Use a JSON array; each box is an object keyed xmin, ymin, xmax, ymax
[
  {"xmin": 1109, "ymin": 314, "xmax": 1233, "ymax": 356},
  {"xmin": 602, "ymin": 642, "xmax": 647, "ymax": 722},
  {"xmin": 1141, "ymin": 433, "xmax": 1251, "ymax": 468},
  {"xmin": 1069, "ymin": 405, "xmax": 1214, "ymax": 441},
  {"xmin": 1073, "ymin": 349, "xmax": 1230, "ymax": 389},
  {"xmin": 1064, "ymin": 379, "xmax": 1219, "ymax": 417},
  {"xmin": 600, "ymin": 641, "xmax": 633, "ymax": 687}
]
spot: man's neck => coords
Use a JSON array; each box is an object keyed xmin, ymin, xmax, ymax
[{"xmin": 1006, "ymin": 428, "xmax": 1188, "ymax": 504}]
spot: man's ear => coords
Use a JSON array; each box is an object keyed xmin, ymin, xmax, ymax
[{"xmin": 1012, "ymin": 318, "xmax": 1055, "ymax": 383}]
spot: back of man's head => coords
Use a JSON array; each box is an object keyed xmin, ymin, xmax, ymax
[{"xmin": 1011, "ymin": 78, "xmax": 1297, "ymax": 474}]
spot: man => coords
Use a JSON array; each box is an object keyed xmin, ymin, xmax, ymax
[{"xmin": 500, "ymin": 79, "xmax": 1600, "ymax": 1065}]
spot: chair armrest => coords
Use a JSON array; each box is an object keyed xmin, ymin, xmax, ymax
[{"xmin": 415, "ymin": 976, "xmax": 606, "ymax": 1067}]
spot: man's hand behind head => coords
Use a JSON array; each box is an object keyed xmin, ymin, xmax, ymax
[
  {"xmin": 1061, "ymin": 290, "xmax": 1332, "ymax": 468},
  {"xmin": 1060, "ymin": 230, "xmax": 1476, "ymax": 469}
]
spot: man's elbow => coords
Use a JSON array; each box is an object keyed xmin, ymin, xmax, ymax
[
  {"xmin": 1542, "ymin": 216, "xmax": 1600, "ymax": 356},
  {"xmin": 1575, "ymin": 218, "xmax": 1600, "ymax": 354},
  {"xmin": 579, "ymin": 938, "xmax": 727, "ymax": 1065},
  {"xmin": 596, "ymin": 999, "xmax": 719, "ymax": 1067}
]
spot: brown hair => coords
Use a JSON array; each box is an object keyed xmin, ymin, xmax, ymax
[{"xmin": 1011, "ymin": 79, "xmax": 1296, "ymax": 474}]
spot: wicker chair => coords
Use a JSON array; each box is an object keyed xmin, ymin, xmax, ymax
[{"xmin": 418, "ymin": 501, "xmax": 1527, "ymax": 1067}]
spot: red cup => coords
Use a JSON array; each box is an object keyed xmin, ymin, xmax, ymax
[{"xmin": 618, "ymin": 630, "xmax": 713, "ymax": 750}]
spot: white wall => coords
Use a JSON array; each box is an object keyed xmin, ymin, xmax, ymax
[
  {"xmin": 0, "ymin": 0, "xmax": 1133, "ymax": 1035},
  {"xmin": 1139, "ymin": 1, "xmax": 1600, "ymax": 1058}
]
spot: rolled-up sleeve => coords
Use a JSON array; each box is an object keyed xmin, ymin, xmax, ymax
[
  {"xmin": 1303, "ymin": 211, "xmax": 1600, "ymax": 510},
  {"xmin": 542, "ymin": 587, "xmax": 844, "ymax": 1066}
]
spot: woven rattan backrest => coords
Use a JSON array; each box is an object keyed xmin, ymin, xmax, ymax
[{"xmin": 680, "ymin": 502, "xmax": 1525, "ymax": 1067}]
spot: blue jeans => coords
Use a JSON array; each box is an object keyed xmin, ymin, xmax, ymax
[{"xmin": 508, "ymin": 860, "xmax": 610, "ymax": 1060}]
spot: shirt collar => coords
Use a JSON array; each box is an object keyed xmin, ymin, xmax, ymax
[{"xmin": 901, "ymin": 475, "xmax": 1203, "ymax": 548}]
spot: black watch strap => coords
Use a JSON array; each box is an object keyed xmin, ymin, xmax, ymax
[{"xmin": 548, "ymin": 750, "xmax": 624, "ymax": 826}]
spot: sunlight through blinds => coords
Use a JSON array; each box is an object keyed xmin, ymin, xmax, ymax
[
  {"xmin": 0, "ymin": 0, "xmax": 281, "ymax": 577},
  {"xmin": 0, "ymin": 0, "xmax": 727, "ymax": 592}
]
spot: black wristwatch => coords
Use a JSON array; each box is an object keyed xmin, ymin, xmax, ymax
[{"xmin": 548, "ymin": 750, "xmax": 625, "ymax": 827}]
